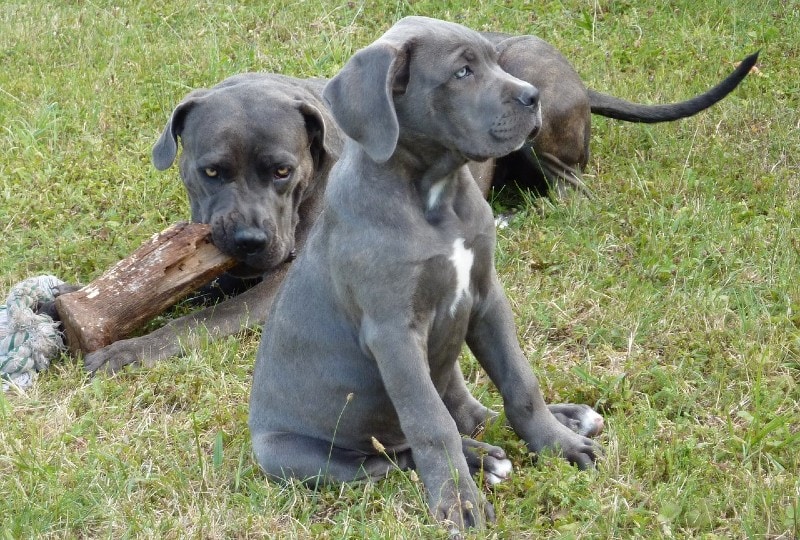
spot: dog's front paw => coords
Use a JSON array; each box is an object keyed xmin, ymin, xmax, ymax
[
  {"xmin": 53, "ymin": 283, "xmax": 83, "ymax": 297},
  {"xmin": 555, "ymin": 429, "xmax": 599, "ymax": 470},
  {"xmin": 35, "ymin": 283, "xmax": 83, "ymax": 321},
  {"xmin": 84, "ymin": 339, "xmax": 142, "ymax": 374},
  {"xmin": 462, "ymin": 437, "xmax": 512, "ymax": 486},
  {"xmin": 548, "ymin": 403, "xmax": 604, "ymax": 437},
  {"xmin": 524, "ymin": 412, "xmax": 601, "ymax": 470},
  {"xmin": 431, "ymin": 477, "xmax": 494, "ymax": 532}
]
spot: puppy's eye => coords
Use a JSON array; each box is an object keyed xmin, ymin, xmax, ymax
[
  {"xmin": 203, "ymin": 167, "xmax": 219, "ymax": 178},
  {"xmin": 274, "ymin": 166, "xmax": 292, "ymax": 180},
  {"xmin": 454, "ymin": 66, "xmax": 472, "ymax": 80}
]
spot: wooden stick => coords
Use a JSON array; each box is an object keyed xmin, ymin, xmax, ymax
[{"xmin": 55, "ymin": 222, "xmax": 236, "ymax": 354}]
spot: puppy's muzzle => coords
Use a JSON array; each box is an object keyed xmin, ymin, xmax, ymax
[
  {"xmin": 517, "ymin": 84, "xmax": 542, "ymax": 140},
  {"xmin": 515, "ymin": 85, "xmax": 540, "ymax": 109}
]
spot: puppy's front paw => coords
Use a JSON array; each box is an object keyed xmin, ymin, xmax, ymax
[
  {"xmin": 548, "ymin": 403, "xmax": 604, "ymax": 437},
  {"xmin": 461, "ymin": 437, "xmax": 512, "ymax": 486},
  {"xmin": 524, "ymin": 412, "xmax": 601, "ymax": 470},
  {"xmin": 431, "ymin": 478, "xmax": 494, "ymax": 532},
  {"xmin": 557, "ymin": 429, "xmax": 600, "ymax": 470}
]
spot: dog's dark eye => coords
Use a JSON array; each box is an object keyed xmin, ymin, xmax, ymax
[
  {"xmin": 454, "ymin": 66, "xmax": 472, "ymax": 80},
  {"xmin": 274, "ymin": 166, "xmax": 292, "ymax": 180},
  {"xmin": 203, "ymin": 167, "xmax": 219, "ymax": 178}
]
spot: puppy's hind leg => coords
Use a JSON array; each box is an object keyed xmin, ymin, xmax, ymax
[
  {"xmin": 441, "ymin": 364, "xmax": 498, "ymax": 436},
  {"xmin": 441, "ymin": 368, "xmax": 514, "ymax": 486},
  {"xmin": 252, "ymin": 431, "xmax": 413, "ymax": 485}
]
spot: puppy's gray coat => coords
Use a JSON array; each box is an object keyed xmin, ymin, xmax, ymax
[{"xmin": 249, "ymin": 17, "xmax": 598, "ymax": 530}]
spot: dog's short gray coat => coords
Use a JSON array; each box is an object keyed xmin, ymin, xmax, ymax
[{"xmin": 249, "ymin": 17, "xmax": 598, "ymax": 530}]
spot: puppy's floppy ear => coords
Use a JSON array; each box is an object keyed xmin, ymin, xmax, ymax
[
  {"xmin": 151, "ymin": 89, "xmax": 210, "ymax": 171},
  {"xmin": 323, "ymin": 42, "xmax": 409, "ymax": 163}
]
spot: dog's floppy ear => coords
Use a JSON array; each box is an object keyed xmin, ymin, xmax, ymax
[
  {"xmin": 151, "ymin": 89, "xmax": 210, "ymax": 171},
  {"xmin": 323, "ymin": 42, "xmax": 409, "ymax": 163},
  {"xmin": 297, "ymin": 101, "xmax": 334, "ymax": 172}
]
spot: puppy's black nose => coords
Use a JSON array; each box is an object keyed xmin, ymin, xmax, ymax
[
  {"xmin": 234, "ymin": 229, "xmax": 268, "ymax": 255},
  {"xmin": 516, "ymin": 85, "xmax": 540, "ymax": 108}
]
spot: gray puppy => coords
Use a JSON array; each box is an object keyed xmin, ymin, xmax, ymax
[{"xmin": 249, "ymin": 16, "xmax": 598, "ymax": 531}]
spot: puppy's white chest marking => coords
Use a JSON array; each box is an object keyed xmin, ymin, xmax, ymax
[{"xmin": 448, "ymin": 238, "xmax": 473, "ymax": 316}]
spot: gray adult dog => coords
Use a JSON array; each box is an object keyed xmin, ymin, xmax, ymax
[
  {"xmin": 82, "ymin": 27, "xmax": 756, "ymax": 373},
  {"xmin": 82, "ymin": 74, "xmax": 342, "ymax": 372},
  {"xmin": 249, "ymin": 16, "xmax": 599, "ymax": 531}
]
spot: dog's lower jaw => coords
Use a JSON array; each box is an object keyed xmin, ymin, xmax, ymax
[
  {"xmin": 226, "ymin": 247, "xmax": 296, "ymax": 278},
  {"xmin": 225, "ymin": 262, "xmax": 262, "ymax": 279}
]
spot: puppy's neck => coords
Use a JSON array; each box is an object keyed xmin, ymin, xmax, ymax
[
  {"xmin": 394, "ymin": 130, "xmax": 465, "ymax": 181},
  {"xmin": 390, "ymin": 141, "xmax": 467, "ymax": 221}
]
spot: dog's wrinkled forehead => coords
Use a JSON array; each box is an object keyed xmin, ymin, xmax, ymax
[{"xmin": 381, "ymin": 16, "xmax": 494, "ymax": 57}]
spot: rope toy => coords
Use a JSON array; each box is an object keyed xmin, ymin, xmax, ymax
[{"xmin": 1, "ymin": 275, "xmax": 67, "ymax": 391}]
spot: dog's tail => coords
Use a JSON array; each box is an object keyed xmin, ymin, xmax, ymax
[{"xmin": 588, "ymin": 51, "xmax": 759, "ymax": 123}]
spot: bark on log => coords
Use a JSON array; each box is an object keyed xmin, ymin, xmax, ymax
[{"xmin": 55, "ymin": 222, "xmax": 235, "ymax": 354}]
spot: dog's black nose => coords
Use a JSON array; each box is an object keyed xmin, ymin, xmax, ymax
[
  {"xmin": 234, "ymin": 229, "xmax": 268, "ymax": 255},
  {"xmin": 516, "ymin": 85, "xmax": 540, "ymax": 108}
]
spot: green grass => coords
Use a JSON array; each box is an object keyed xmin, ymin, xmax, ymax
[{"xmin": 1, "ymin": 0, "xmax": 798, "ymax": 537}]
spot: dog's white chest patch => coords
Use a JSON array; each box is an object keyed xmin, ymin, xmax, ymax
[{"xmin": 448, "ymin": 238, "xmax": 474, "ymax": 316}]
